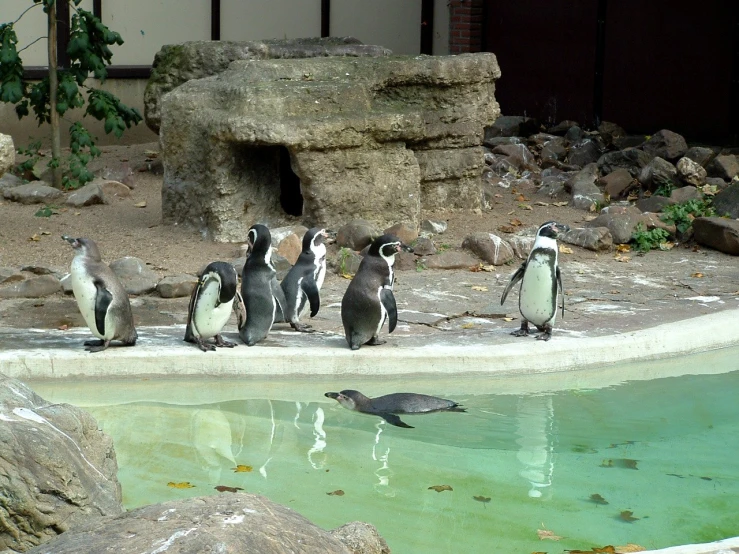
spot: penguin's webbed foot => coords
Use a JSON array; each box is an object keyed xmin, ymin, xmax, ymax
[
  {"xmin": 511, "ymin": 321, "xmax": 530, "ymax": 337},
  {"xmin": 196, "ymin": 338, "xmax": 217, "ymax": 352},
  {"xmin": 85, "ymin": 340, "xmax": 110, "ymax": 353},
  {"xmin": 290, "ymin": 322, "xmax": 315, "ymax": 333},
  {"xmin": 536, "ymin": 324, "xmax": 553, "ymax": 341},
  {"xmin": 366, "ymin": 337, "xmax": 386, "ymax": 346},
  {"xmin": 84, "ymin": 339, "xmax": 105, "ymax": 347},
  {"xmin": 214, "ymin": 335, "xmax": 237, "ymax": 348}
]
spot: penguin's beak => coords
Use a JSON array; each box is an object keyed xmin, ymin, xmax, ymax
[
  {"xmin": 554, "ymin": 223, "xmax": 570, "ymax": 235},
  {"xmin": 323, "ymin": 230, "xmax": 337, "ymax": 244},
  {"xmin": 324, "ymin": 392, "xmax": 339, "ymax": 400},
  {"xmin": 401, "ymin": 243, "xmax": 413, "ymax": 253},
  {"xmin": 62, "ymin": 235, "xmax": 79, "ymax": 248}
]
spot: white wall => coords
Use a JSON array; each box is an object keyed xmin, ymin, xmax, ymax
[
  {"xmin": 433, "ymin": 0, "xmax": 449, "ymax": 55},
  {"xmin": 221, "ymin": 0, "xmax": 321, "ymax": 42},
  {"xmin": 331, "ymin": 0, "xmax": 422, "ymax": 55}
]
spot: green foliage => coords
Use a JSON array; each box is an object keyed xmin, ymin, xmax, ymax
[
  {"xmin": 34, "ymin": 204, "xmax": 60, "ymax": 217},
  {"xmin": 660, "ymin": 199, "xmax": 716, "ymax": 235},
  {"xmin": 653, "ymin": 181, "xmax": 674, "ymax": 198},
  {"xmin": 14, "ymin": 140, "xmax": 42, "ymax": 178},
  {"xmin": 631, "ymin": 223, "xmax": 671, "ymax": 253},
  {"xmin": 415, "ymin": 259, "xmax": 427, "ymax": 272},
  {"xmin": 1, "ymin": 1, "xmax": 141, "ymax": 188},
  {"xmin": 338, "ymin": 248, "xmax": 352, "ymax": 276}
]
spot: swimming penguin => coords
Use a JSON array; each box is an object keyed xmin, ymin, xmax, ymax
[
  {"xmin": 340, "ymin": 234, "xmax": 412, "ymax": 350},
  {"xmin": 500, "ymin": 221, "xmax": 570, "ymax": 341},
  {"xmin": 185, "ymin": 261, "xmax": 242, "ymax": 351},
  {"xmin": 324, "ymin": 390, "xmax": 466, "ymax": 428},
  {"xmin": 238, "ymin": 224, "xmax": 288, "ymax": 346},
  {"xmin": 276, "ymin": 227, "xmax": 328, "ymax": 332},
  {"xmin": 62, "ymin": 236, "xmax": 137, "ymax": 352}
]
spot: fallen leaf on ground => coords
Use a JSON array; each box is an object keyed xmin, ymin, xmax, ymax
[
  {"xmin": 614, "ymin": 254, "xmax": 630, "ymax": 263},
  {"xmin": 608, "ymin": 290, "xmax": 620, "ymax": 294},
  {"xmin": 473, "ymin": 495, "xmax": 491, "ymax": 504},
  {"xmin": 503, "ymin": 317, "xmax": 515, "ymax": 322},
  {"xmin": 535, "ymin": 201, "xmax": 549, "ymax": 206},
  {"xmin": 498, "ymin": 225, "xmax": 516, "ymax": 233},
  {"xmin": 589, "ymin": 493, "xmax": 609, "ymax": 505},
  {"xmin": 167, "ymin": 481, "xmax": 195, "ymax": 489},
  {"xmin": 215, "ymin": 485, "xmax": 244, "ymax": 493},
  {"xmin": 40, "ymin": 231, "xmax": 51, "ymax": 235},
  {"xmin": 134, "ymin": 201, "xmax": 147, "ymax": 208},
  {"xmin": 510, "ymin": 218, "xmax": 523, "ymax": 226},
  {"xmin": 559, "ymin": 245, "xmax": 573, "ymax": 254},
  {"xmin": 57, "ymin": 324, "xmax": 69, "ymax": 331},
  {"xmin": 616, "ymin": 544, "xmax": 646, "ymax": 553},
  {"xmin": 616, "ymin": 244, "xmax": 630, "ymax": 253},
  {"xmin": 691, "ymin": 272, "xmax": 704, "ymax": 278},
  {"xmin": 327, "ymin": 490, "xmax": 345, "ymax": 496},
  {"xmin": 428, "ymin": 485, "xmax": 453, "ymax": 492},
  {"xmin": 340, "ymin": 273, "xmax": 354, "ymax": 279},
  {"xmin": 29, "ymin": 234, "xmax": 40, "ymax": 241},
  {"xmin": 619, "ymin": 510, "xmax": 639, "ymax": 522},
  {"xmin": 471, "ymin": 286, "xmax": 488, "ymax": 292},
  {"xmin": 519, "ymin": 203, "xmax": 533, "ymax": 210},
  {"xmin": 552, "ymin": 201, "xmax": 568, "ymax": 207},
  {"xmin": 537, "ymin": 529, "xmax": 562, "ymax": 541},
  {"xmin": 461, "ymin": 323, "xmax": 476, "ymax": 329},
  {"xmin": 582, "ymin": 215, "xmax": 598, "ymax": 222},
  {"xmin": 232, "ymin": 465, "xmax": 253, "ymax": 473}
]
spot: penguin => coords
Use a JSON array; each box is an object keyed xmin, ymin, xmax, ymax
[
  {"xmin": 185, "ymin": 261, "xmax": 242, "ymax": 351},
  {"xmin": 62, "ymin": 236, "xmax": 137, "ymax": 352},
  {"xmin": 277, "ymin": 227, "xmax": 328, "ymax": 332},
  {"xmin": 238, "ymin": 224, "xmax": 288, "ymax": 346},
  {"xmin": 500, "ymin": 221, "xmax": 570, "ymax": 341},
  {"xmin": 340, "ymin": 234, "xmax": 412, "ymax": 350},
  {"xmin": 324, "ymin": 390, "xmax": 466, "ymax": 429}
]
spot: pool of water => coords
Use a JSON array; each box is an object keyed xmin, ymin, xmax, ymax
[{"xmin": 32, "ymin": 347, "xmax": 739, "ymax": 553}]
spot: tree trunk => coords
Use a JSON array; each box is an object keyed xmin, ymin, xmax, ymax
[{"xmin": 48, "ymin": 0, "xmax": 62, "ymax": 189}]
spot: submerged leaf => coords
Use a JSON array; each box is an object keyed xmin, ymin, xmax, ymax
[
  {"xmin": 589, "ymin": 493, "xmax": 609, "ymax": 505},
  {"xmin": 473, "ymin": 495, "xmax": 491, "ymax": 503},
  {"xmin": 215, "ymin": 485, "xmax": 244, "ymax": 493},
  {"xmin": 428, "ymin": 485, "xmax": 453, "ymax": 492},
  {"xmin": 537, "ymin": 529, "xmax": 562, "ymax": 541},
  {"xmin": 167, "ymin": 481, "xmax": 195, "ymax": 489},
  {"xmin": 232, "ymin": 464, "xmax": 253, "ymax": 473},
  {"xmin": 327, "ymin": 489, "xmax": 345, "ymax": 496},
  {"xmin": 615, "ymin": 544, "xmax": 646, "ymax": 553},
  {"xmin": 619, "ymin": 510, "xmax": 639, "ymax": 523}
]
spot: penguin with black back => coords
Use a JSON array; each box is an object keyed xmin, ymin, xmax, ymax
[
  {"xmin": 324, "ymin": 389, "xmax": 466, "ymax": 428},
  {"xmin": 500, "ymin": 221, "xmax": 569, "ymax": 341},
  {"xmin": 340, "ymin": 234, "xmax": 411, "ymax": 350},
  {"xmin": 185, "ymin": 261, "xmax": 241, "ymax": 351},
  {"xmin": 276, "ymin": 227, "xmax": 328, "ymax": 332},
  {"xmin": 62, "ymin": 236, "xmax": 137, "ymax": 352},
  {"xmin": 238, "ymin": 224, "xmax": 288, "ymax": 346}
]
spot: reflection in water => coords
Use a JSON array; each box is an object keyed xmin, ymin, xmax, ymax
[
  {"xmin": 293, "ymin": 401, "xmax": 302, "ymax": 429},
  {"xmin": 372, "ymin": 421, "xmax": 395, "ymax": 496},
  {"xmin": 515, "ymin": 396, "xmax": 555, "ymax": 499},
  {"xmin": 190, "ymin": 408, "xmax": 237, "ymax": 484},
  {"xmin": 258, "ymin": 399, "xmax": 276, "ymax": 478},
  {"xmin": 307, "ymin": 406, "xmax": 327, "ymax": 469}
]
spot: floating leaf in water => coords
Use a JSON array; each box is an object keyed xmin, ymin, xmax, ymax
[
  {"xmin": 572, "ymin": 444, "xmax": 598, "ymax": 454},
  {"xmin": 589, "ymin": 493, "xmax": 609, "ymax": 505},
  {"xmin": 537, "ymin": 528, "xmax": 562, "ymax": 541},
  {"xmin": 565, "ymin": 547, "xmax": 616, "ymax": 553},
  {"xmin": 700, "ymin": 476, "xmax": 712, "ymax": 481},
  {"xmin": 428, "ymin": 485, "xmax": 453, "ymax": 492},
  {"xmin": 215, "ymin": 485, "xmax": 244, "ymax": 493},
  {"xmin": 619, "ymin": 510, "xmax": 639, "ymax": 523},
  {"xmin": 619, "ymin": 459, "xmax": 638, "ymax": 470},
  {"xmin": 473, "ymin": 495, "xmax": 491, "ymax": 504},
  {"xmin": 471, "ymin": 286, "xmax": 488, "ymax": 292},
  {"xmin": 666, "ymin": 473, "xmax": 684, "ymax": 478},
  {"xmin": 600, "ymin": 459, "xmax": 614, "ymax": 468},
  {"xmin": 327, "ymin": 489, "xmax": 345, "ymax": 496},
  {"xmin": 232, "ymin": 465, "xmax": 253, "ymax": 473},
  {"xmin": 615, "ymin": 544, "xmax": 646, "ymax": 553},
  {"xmin": 167, "ymin": 481, "xmax": 195, "ymax": 489}
]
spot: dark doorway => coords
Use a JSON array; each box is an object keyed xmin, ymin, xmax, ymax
[{"xmin": 278, "ymin": 146, "xmax": 303, "ymax": 216}]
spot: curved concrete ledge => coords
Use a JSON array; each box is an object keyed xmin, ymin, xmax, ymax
[{"xmin": 641, "ymin": 536, "xmax": 739, "ymax": 554}]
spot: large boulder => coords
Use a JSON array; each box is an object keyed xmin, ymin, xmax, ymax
[
  {"xmin": 641, "ymin": 129, "xmax": 688, "ymax": 161},
  {"xmin": 3, "ymin": 181, "xmax": 62, "ymax": 204},
  {"xmin": 0, "ymin": 133, "xmax": 14, "ymax": 177},
  {"xmin": 160, "ymin": 53, "xmax": 501, "ymax": 241},
  {"xmin": 693, "ymin": 217, "xmax": 739, "ymax": 255},
  {"xmin": 26, "ymin": 494, "xmax": 388, "ymax": 554},
  {"xmin": 109, "ymin": 257, "xmax": 159, "ymax": 295},
  {"xmin": 712, "ymin": 182, "xmax": 739, "ymax": 219},
  {"xmin": 0, "ymin": 375, "xmax": 122, "ymax": 552},
  {"xmin": 586, "ymin": 204, "xmax": 646, "ymax": 244},
  {"xmin": 144, "ymin": 37, "xmax": 391, "ymax": 133}
]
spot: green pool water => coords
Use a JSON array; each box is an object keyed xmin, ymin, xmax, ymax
[{"xmin": 34, "ymin": 347, "xmax": 739, "ymax": 553}]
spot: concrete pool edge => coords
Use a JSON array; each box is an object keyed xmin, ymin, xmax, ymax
[{"xmin": 1, "ymin": 308, "xmax": 738, "ymax": 381}]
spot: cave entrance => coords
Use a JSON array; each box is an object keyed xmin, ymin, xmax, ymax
[{"xmin": 278, "ymin": 146, "xmax": 303, "ymax": 216}]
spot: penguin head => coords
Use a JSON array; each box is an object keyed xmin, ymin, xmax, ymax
[
  {"xmin": 536, "ymin": 221, "xmax": 570, "ymax": 239},
  {"xmin": 200, "ymin": 261, "xmax": 237, "ymax": 303},
  {"xmin": 62, "ymin": 236, "xmax": 102, "ymax": 261},
  {"xmin": 324, "ymin": 390, "xmax": 368, "ymax": 411},
  {"xmin": 246, "ymin": 224, "xmax": 272, "ymax": 256},
  {"xmin": 367, "ymin": 234, "xmax": 413, "ymax": 259},
  {"xmin": 303, "ymin": 227, "xmax": 328, "ymax": 253}
]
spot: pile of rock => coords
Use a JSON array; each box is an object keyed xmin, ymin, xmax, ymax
[{"xmin": 482, "ymin": 117, "xmax": 739, "ymax": 255}]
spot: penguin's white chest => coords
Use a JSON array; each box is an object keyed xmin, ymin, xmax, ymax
[
  {"xmin": 192, "ymin": 281, "xmax": 234, "ymax": 339},
  {"xmin": 519, "ymin": 252, "xmax": 557, "ymax": 326},
  {"xmin": 70, "ymin": 256, "xmax": 105, "ymax": 339},
  {"xmin": 312, "ymin": 244, "xmax": 327, "ymax": 290}
]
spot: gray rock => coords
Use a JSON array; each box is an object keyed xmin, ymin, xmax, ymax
[
  {"xmin": 95, "ymin": 179, "xmax": 132, "ymax": 201},
  {"xmin": 539, "ymin": 137, "xmax": 568, "ymax": 165},
  {"xmin": 337, "ymin": 220, "xmax": 379, "ymax": 251},
  {"xmin": 676, "ymin": 157, "xmax": 707, "ymax": 187},
  {"xmin": 0, "ymin": 133, "xmax": 14, "ymax": 177},
  {"xmin": 598, "ymin": 168, "xmax": 634, "ymax": 200},
  {"xmin": 59, "ymin": 273, "xmax": 74, "ymax": 294},
  {"xmin": 684, "ymin": 146, "xmax": 716, "ymax": 168},
  {"xmin": 641, "ymin": 129, "xmax": 688, "ymax": 161},
  {"xmin": 483, "ymin": 136, "xmax": 523, "ymax": 148},
  {"xmin": 642, "ymin": 212, "xmax": 676, "ymax": 235},
  {"xmin": 635, "ymin": 194, "xmax": 676, "ymax": 213},
  {"xmin": 0, "ymin": 274, "xmax": 61, "ymax": 298},
  {"xmin": 20, "ymin": 264, "xmax": 60, "ymax": 275},
  {"xmin": 567, "ymin": 138, "xmax": 601, "ymax": 167},
  {"xmin": 537, "ymin": 171, "xmax": 571, "ymax": 199},
  {"xmin": 693, "ymin": 217, "xmax": 739, "ymax": 255},
  {"xmin": 506, "ymin": 234, "xmax": 535, "ymax": 258},
  {"xmin": 0, "ymin": 172, "xmax": 23, "ymax": 191},
  {"xmin": 421, "ymin": 250, "xmax": 479, "ymax": 269},
  {"xmin": 528, "ymin": 133, "xmax": 558, "ymax": 146},
  {"xmin": 269, "ymin": 225, "xmax": 309, "ymax": 247},
  {"xmin": 416, "ymin": 147, "xmax": 485, "ymax": 210},
  {"xmin": 586, "ymin": 205, "xmax": 646, "ymax": 244},
  {"xmin": 486, "ymin": 115, "xmax": 538, "ymax": 139},
  {"xmin": 276, "ymin": 232, "xmax": 303, "ymax": 265},
  {"xmin": 705, "ymin": 177, "xmax": 728, "ymax": 191},
  {"xmin": 330, "ymin": 521, "xmax": 391, "ymax": 554},
  {"xmin": 3, "ymin": 181, "xmax": 62, "ymax": 204},
  {"xmin": 613, "ymin": 135, "xmax": 649, "ymax": 150},
  {"xmin": 109, "ymin": 257, "xmax": 159, "ymax": 295},
  {"xmin": 598, "ymin": 149, "xmax": 652, "ymax": 177},
  {"xmin": 491, "ymin": 143, "xmax": 540, "ymax": 173},
  {"xmin": 707, "ymin": 155, "xmax": 739, "ymax": 180},
  {"xmin": 231, "ymin": 257, "xmax": 246, "ymax": 275},
  {"xmin": 0, "ymin": 267, "xmax": 25, "ymax": 284},
  {"xmin": 25, "ymin": 494, "xmax": 386, "ymax": 554},
  {"xmin": 411, "ymin": 236, "xmax": 436, "ymax": 256},
  {"xmin": 384, "ymin": 222, "xmax": 418, "ymax": 245},
  {"xmin": 420, "ymin": 219, "xmax": 448, "ymax": 235},
  {"xmin": 670, "ymin": 185, "xmax": 700, "ymax": 204},
  {"xmin": 0, "ymin": 375, "xmax": 122, "ymax": 552},
  {"xmin": 561, "ymin": 227, "xmax": 613, "ymax": 251},
  {"xmin": 461, "ymin": 232, "xmax": 515, "ymax": 265},
  {"xmin": 637, "ymin": 156, "xmax": 678, "ymax": 190},
  {"xmin": 271, "ymin": 252, "xmax": 293, "ymax": 280},
  {"xmin": 394, "ymin": 250, "xmax": 418, "ymax": 271},
  {"xmin": 564, "ymin": 125, "xmax": 584, "ymax": 143},
  {"xmin": 712, "ymin": 182, "xmax": 739, "ymax": 218},
  {"xmin": 334, "ymin": 248, "xmax": 363, "ymax": 275},
  {"xmin": 547, "ymin": 120, "xmax": 579, "ymax": 136},
  {"xmin": 65, "ymin": 183, "xmax": 105, "ymax": 207},
  {"xmin": 597, "ymin": 121, "xmax": 626, "ymax": 148},
  {"xmin": 567, "ymin": 163, "xmax": 605, "ymax": 210},
  {"xmin": 145, "ymin": 37, "xmax": 392, "ymax": 133},
  {"xmin": 157, "ymin": 274, "xmax": 198, "ymax": 298}
]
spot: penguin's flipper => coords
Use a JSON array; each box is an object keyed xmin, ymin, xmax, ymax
[
  {"xmin": 380, "ymin": 287, "xmax": 398, "ymax": 333},
  {"xmin": 234, "ymin": 289, "xmax": 246, "ymax": 329},
  {"xmin": 378, "ymin": 412, "xmax": 414, "ymax": 429},
  {"xmin": 93, "ymin": 279, "xmax": 113, "ymax": 337},
  {"xmin": 500, "ymin": 262, "xmax": 526, "ymax": 305},
  {"xmin": 300, "ymin": 278, "xmax": 321, "ymax": 317},
  {"xmin": 184, "ymin": 279, "xmax": 203, "ymax": 343},
  {"xmin": 556, "ymin": 266, "xmax": 564, "ymax": 318}
]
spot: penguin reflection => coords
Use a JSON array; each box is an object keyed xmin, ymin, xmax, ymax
[{"xmin": 515, "ymin": 395, "xmax": 555, "ymax": 499}]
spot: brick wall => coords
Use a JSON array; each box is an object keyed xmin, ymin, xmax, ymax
[{"xmin": 449, "ymin": 0, "xmax": 483, "ymax": 54}]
